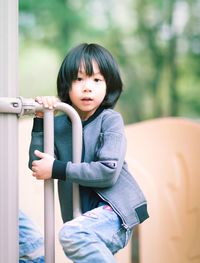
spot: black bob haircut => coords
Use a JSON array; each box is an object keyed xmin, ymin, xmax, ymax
[{"xmin": 57, "ymin": 43, "xmax": 123, "ymax": 109}]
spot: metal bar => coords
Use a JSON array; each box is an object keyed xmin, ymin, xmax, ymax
[
  {"xmin": 0, "ymin": 115, "xmax": 18, "ymax": 263},
  {"xmin": 0, "ymin": 97, "xmax": 41, "ymax": 117},
  {"xmin": 36, "ymin": 102, "xmax": 82, "ymax": 262},
  {"xmin": 43, "ymin": 110, "xmax": 55, "ymax": 263},
  {"xmin": 55, "ymin": 102, "xmax": 82, "ymax": 218},
  {"xmin": 0, "ymin": 0, "xmax": 19, "ymax": 262},
  {"xmin": 0, "ymin": 97, "xmax": 22, "ymax": 114},
  {"xmin": 34, "ymin": 102, "xmax": 83, "ymax": 217}
]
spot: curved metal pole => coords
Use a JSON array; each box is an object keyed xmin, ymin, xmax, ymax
[
  {"xmin": 35, "ymin": 102, "xmax": 82, "ymax": 263},
  {"xmin": 55, "ymin": 102, "xmax": 82, "ymax": 218},
  {"xmin": 34, "ymin": 102, "xmax": 83, "ymax": 219}
]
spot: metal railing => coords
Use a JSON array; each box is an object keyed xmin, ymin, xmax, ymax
[{"xmin": 0, "ymin": 97, "xmax": 82, "ymax": 263}]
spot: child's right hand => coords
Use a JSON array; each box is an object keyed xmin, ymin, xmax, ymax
[{"xmin": 35, "ymin": 96, "xmax": 59, "ymax": 118}]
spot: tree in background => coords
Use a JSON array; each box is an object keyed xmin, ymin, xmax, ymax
[{"xmin": 19, "ymin": 0, "xmax": 200, "ymax": 124}]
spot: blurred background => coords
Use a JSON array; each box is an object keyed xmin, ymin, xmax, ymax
[
  {"xmin": 18, "ymin": 1, "xmax": 200, "ymax": 262},
  {"xmin": 19, "ymin": 0, "xmax": 200, "ymax": 125}
]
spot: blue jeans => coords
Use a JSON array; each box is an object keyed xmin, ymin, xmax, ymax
[
  {"xmin": 59, "ymin": 203, "xmax": 134, "ymax": 263},
  {"xmin": 19, "ymin": 210, "xmax": 44, "ymax": 262}
]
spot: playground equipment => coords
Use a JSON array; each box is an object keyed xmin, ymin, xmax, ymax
[
  {"xmin": 0, "ymin": 97, "xmax": 82, "ymax": 263},
  {"xmin": 125, "ymin": 118, "xmax": 200, "ymax": 263}
]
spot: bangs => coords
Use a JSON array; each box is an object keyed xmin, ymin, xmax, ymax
[
  {"xmin": 78, "ymin": 58, "xmax": 95, "ymax": 76},
  {"xmin": 70, "ymin": 48, "xmax": 99, "ymax": 79}
]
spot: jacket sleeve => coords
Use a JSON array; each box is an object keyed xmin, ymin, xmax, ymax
[
  {"xmin": 28, "ymin": 118, "xmax": 44, "ymax": 170},
  {"xmin": 28, "ymin": 118, "xmax": 59, "ymax": 170},
  {"xmin": 65, "ymin": 112, "xmax": 127, "ymax": 188}
]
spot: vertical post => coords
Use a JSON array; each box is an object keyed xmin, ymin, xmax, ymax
[
  {"xmin": 0, "ymin": 0, "xmax": 19, "ymax": 262},
  {"xmin": 44, "ymin": 110, "xmax": 55, "ymax": 263}
]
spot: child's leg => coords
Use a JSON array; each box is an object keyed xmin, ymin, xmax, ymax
[
  {"xmin": 19, "ymin": 210, "xmax": 44, "ymax": 262},
  {"xmin": 59, "ymin": 203, "xmax": 133, "ymax": 263}
]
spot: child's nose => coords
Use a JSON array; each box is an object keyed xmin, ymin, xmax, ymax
[{"xmin": 83, "ymin": 79, "xmax": 93, "ymax": 92}]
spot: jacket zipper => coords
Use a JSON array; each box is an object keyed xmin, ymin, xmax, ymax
[{"xmin": 96, "ymin": 192, "xmax": 129, "ymax": 230}]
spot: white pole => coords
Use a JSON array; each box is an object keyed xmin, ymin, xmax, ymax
[
  {"xmin": 0, "ymin": 0, "xmax": 19, "ymax": 262},
  {"xmin": 44, "ymin": 110, "xmax": 55, "ymax": 263}
]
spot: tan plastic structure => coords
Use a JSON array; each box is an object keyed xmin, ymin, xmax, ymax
[{"xmin": 123, "ymin": 117, "xmax": 200, "ymax": 263}]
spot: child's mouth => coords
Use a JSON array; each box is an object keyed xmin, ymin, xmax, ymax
[{"xmin": 81, "ymin": 97, "xmax": 93, "ymax": 101}]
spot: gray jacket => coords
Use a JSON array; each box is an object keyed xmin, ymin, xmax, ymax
[{"xmin": 29, "ymin": 108, "xmax": 149, "ymax": 229}]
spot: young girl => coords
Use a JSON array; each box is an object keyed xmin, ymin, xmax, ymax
[{"xmin": 29, "ymin": 43, "xmax": 149, "ymax": 262}]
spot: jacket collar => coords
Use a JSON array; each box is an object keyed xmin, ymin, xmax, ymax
[{"xmin": 82, "ymin": 107, "xmax": 105, "ymax": 127}]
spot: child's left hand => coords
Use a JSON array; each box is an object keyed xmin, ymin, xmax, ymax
[{"xmin": 31, "ymin": 150, "xmax": 55, "ymax": 180}]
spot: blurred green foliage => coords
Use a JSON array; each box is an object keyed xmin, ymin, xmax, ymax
[{"xmin": 19, "ymin": 0, "xmax": 200, "ymax": 124}]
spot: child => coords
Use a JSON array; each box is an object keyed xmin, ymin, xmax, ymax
[{"xmin": 29, "ymin": 43, "xmax": 149, "ymax": 262}]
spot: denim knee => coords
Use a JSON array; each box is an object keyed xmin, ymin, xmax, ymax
[
  {"xmin": 59, "ymin": 219, "xmax": 90, "ymax": 253},
  {"xmin": 59, "ymin": 222, "xmax": 78, "ymax": 246},
  {"xmin": 59, "ymin": 223, "xmax": 69, "ymax": 245}
]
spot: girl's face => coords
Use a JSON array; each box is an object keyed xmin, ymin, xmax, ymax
[{"xmin": 69, "ymin": 60, "xmax": 106, "ymax": 121}]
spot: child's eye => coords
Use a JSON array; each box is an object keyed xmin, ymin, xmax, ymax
[
  {"xmin": 77, "ymin": 77, "xmax": 83, "ymax": 81},
  {"xmin": 94, "ymin": 78, "xmax": 101, "ymax": 82}
]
